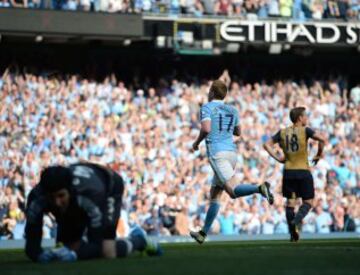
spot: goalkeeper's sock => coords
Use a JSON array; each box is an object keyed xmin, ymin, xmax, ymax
[
  {"xmin": 286, "ymin": 206, "xmax": 295, "ymax": 233},
  {"xmin": 233, "ymin": 184, "xmax": 259, "ymax": 197},
  {"xmin": 202, "ymin": 200, "xmax": 220, "ymax": 234},
  {"xmin": 293, "ymin": 202, "xmax": 312, "ymax": 225}
]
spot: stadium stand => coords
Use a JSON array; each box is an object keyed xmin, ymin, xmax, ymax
[
  {"xmin": 0, "ymin": 0, "xmax": 359, "ymax": 242},
  {"xmin": 0, "ymin": 0, "xmax": 359, "ymax": 20},
  {"xmin": 0, "ymin": 67, "xmax": 359, "ymax": 239}
]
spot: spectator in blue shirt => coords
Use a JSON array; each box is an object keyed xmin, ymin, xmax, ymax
[
  {"xmin": 315, "ymin": 206, "xmax": 332, "ymax": 233},
  {"xmin": 219, "ymin": 209, "xmax": 235, "ymax": 235}
]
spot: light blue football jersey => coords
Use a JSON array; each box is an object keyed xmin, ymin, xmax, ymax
[{"xmin": 200, "ymin": 100, "xmax": 239, "ymax": 157}]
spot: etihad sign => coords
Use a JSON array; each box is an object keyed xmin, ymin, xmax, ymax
[{"xmin": 220, "ymin": 20, "xmax": 360, "ymax": 44}]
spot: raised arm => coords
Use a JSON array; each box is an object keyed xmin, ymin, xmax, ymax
[{"xmin": 219, "ymin": 70, "xmax": 231, "ymax": 87}]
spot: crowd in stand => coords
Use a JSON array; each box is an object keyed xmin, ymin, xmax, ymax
[
  {"xmin": 0, "ymin": 0, "xmax": 360, "ymax": 20},
  {"xmin": 0, "ymin": 67, "xmax": 359, "ymax": 240}
]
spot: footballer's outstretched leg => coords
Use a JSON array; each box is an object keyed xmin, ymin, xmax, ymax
[
  {"xmin": 224, "ymin": 179, "xmax": 274, "ymax": 205},
  {"xmin": 190, "ymin": 186, "xmax": 222, "ymax": 244},
  {"xmin": 258, "ymin": 181, "xmax": 274, "ymax": 205},
  {"xmin": 193, "ymin": 192, "xmax": 222, "ymax": 244}
]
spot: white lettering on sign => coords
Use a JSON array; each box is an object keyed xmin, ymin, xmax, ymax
[
  {"xmin": 288, "ymin": 24, "xmax": 315, "ymax": 43},
  {"xmin": 315, "ymin": 23, "xmax": 340, "ymax": 44},
  {"xmin": 346, "ymin": 24, "xmax": 360, "ymax": 44},
  {"xmin": 219, "ymin": 21, "xmax": 360, "ymax": 45},
  {"xmin": 271, "ymin": 22, "xmax": 292, "ymax": 42}
]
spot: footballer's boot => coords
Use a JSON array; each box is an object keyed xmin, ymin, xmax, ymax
[
  {"xmin": 290, "ymin": 222, "xmax": 300, "ymax": 242},
  {"xmin": 190, "ymin": 230, "xmax": 206, "ymax": 244},
  {"xmin": 259, "ymin": 181, "xmax": 274, "ymax": 205},
  {"xmin": 130, "ymin": 225, "xmax": 163, "ymax": 256}
]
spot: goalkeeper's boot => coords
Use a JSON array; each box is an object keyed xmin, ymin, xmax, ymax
[
  {"xmin": 190, "ymin": 230, "xmax": 206, "ymax": 244},
  {"xmin": 259, "ymin": 181, "xmax": 274, "ymax": 205},
  {"xmin": 130, "ymin": 225, "xmax": 163, "ymax": 256}
]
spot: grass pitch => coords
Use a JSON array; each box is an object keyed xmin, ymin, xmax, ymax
[{"xmin": 1, "ymin": 239, "xmax": 359, "ymax": 275}]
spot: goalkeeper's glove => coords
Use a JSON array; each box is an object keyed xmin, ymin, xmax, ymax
[
  {"xmin": 38, "ymin": 246, "xmax": 77, "ymax": 263},
  {"xmin": 38, "ymin": 249, "xmax": 57, "ymax": 263},
  {"xmin": 52, "ymin": 246, "xmax": 77, "ymax": 262}
]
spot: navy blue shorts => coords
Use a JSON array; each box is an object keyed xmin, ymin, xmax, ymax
[{"xmin": 282, "ymin": 170, "xmax": 314, "ymax": 200}]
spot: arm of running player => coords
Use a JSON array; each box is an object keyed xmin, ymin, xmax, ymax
[
  {"xmin": 307, "ymin": 128, "xmax": 327, "ymax": 165},
  {"xmin": 192, "ymin": 120, "xmax": 211, "ymax": 151},
  {"xmin": 24, "ymin": 191, "xmax": 45, "ymax": 262},
  {"xmin": 192, "ymin": 105, "xmax": 212, "ymax": 152},
  {"xmin": 263, "ymin": 131, "xmax": 285, "ymax": 163},
  {"xmin": 233, "ymin": 109, "xmax": 241, "ymax": 136}
]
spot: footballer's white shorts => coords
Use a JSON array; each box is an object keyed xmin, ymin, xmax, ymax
[{"xmin": 208, "ymin": 151, "xmax": 237, "ymax": 188}]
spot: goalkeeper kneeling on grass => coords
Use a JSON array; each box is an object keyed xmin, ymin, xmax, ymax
[{"xmin": 24, "ymin": 162, "xmax": 162, "ymax": 263}]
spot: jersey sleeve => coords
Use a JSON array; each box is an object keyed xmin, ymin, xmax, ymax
[
  {"xmin": 200, "ymin": 105, "xmax": 211, "ymax": 122},
  {"xmin": 25, "ymin": 189, "xmax": 45, "ymax": 262},
  {"xmin": 272, "ymin": 130, "xmax": 281, "ymax": 144},
  {"xmin": 305, "ymin": 127, "xmax": 315, "ymax": 139}
]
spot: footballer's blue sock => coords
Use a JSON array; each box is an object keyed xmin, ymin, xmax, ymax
[
  {"xmin": 234, "ymin": 184, "xmax": 259, "ymax": 197},
  {"xmin": 202, "ymin": 200, "xmax": 220, "ymax": 234}
]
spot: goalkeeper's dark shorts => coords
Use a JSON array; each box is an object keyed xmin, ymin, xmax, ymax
[{"xmin": 282, "ymin": 169, "xmax": 314, "ymax": 200}]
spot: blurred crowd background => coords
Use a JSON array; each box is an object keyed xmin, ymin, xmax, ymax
[
  {"xmin": 0, "ymin": 67, "xmax": 359, "ymax": 240},
  {"xmin": 0, "ymin": 0, "xmax": 360, "ymax": 20}
]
